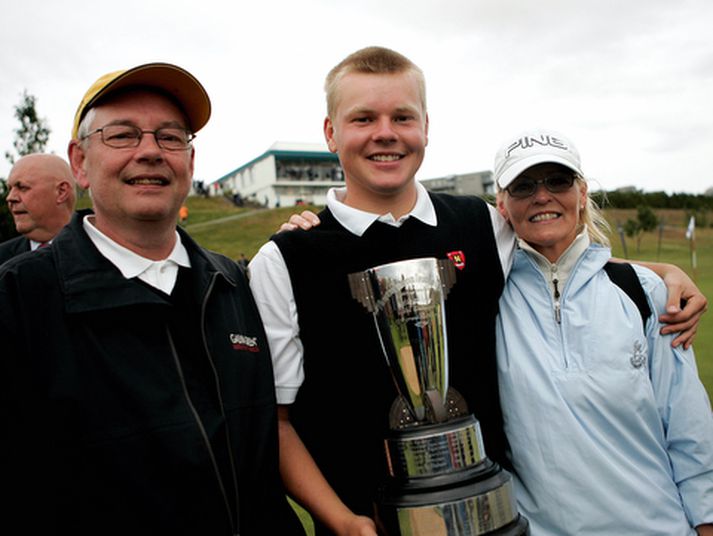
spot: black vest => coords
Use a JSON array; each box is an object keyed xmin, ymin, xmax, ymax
[{"xmin": 273, "ymin": 193, "xmax": 507, "ymax": 521}]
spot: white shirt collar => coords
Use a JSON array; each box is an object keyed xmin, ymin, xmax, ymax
[
  {"xmin": 82, "ymin": 215, "xmax": 191, "ymax": 295},
  {"xmin": 30, "ymin": 239, "xmax": 51, "ymax": 251},
  {"xmin": 326, "ymin": 181, "xmax": 437, "ymax": 237}
]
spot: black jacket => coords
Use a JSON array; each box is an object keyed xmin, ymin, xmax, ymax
[
  {"xmin": 0, "ymin": 210, "xmax": 303, "ymax": 535},
  {"xmin": 0, "ymin": 234, "xmax": 29, "ymax": 265}
]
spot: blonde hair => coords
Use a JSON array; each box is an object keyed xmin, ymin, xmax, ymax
[
  {"xmin": 324, "ymin": 46, "xmax": 427, "ymax": 118},
  {"xmin": 576, "ymin": 176, "xmax": 611, "ymax": 247}
]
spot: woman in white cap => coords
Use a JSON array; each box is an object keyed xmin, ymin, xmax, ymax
[{"xmin": 494, "ymin": 129, "xmax": 713, "ymax": 535}]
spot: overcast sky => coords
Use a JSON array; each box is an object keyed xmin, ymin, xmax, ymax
[{"xmin": 1, "ymin": 0, "xmax": 712, "ymax": 193}]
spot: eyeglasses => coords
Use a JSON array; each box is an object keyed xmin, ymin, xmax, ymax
[
  {"xmin": 82, "ymin": 125, "xmax": 195, "ymax": 151},
  {"xmin": 505, "ymin": 173, "xmax": 576, "ymax": 199}
]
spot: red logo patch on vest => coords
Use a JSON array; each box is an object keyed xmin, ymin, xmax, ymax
[{"xmin": 447, "ymin": 250, "xmax": 466, "ymax": 270}]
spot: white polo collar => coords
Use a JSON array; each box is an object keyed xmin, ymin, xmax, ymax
[
  {"xmin": 326, "ymin": 181, "xmax": 437, "ymax": 237},
  {"xmin": 83, "ymin": 215, "xmax": 191, "ymax": 295}
]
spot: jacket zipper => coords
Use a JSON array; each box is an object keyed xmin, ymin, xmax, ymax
[
  {"xmin": 553, "ymin": 277, "xmax": 561, "ymax": 324},
  {"xmin": 200, "ymin": 273, "xmax": 241, "ymax": 536},
  {"xmin": 549, "ymin": 264, "xmax": 567, "ymax": 369},
  {"xmin": 167, "ymin": 329, "xmax": 237, "ymax": 535},
  {"xmin": 549, "ymin": 263, "xmax": 562, "ymax": 325}
]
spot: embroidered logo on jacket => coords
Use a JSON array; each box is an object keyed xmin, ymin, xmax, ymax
[
  {"xmin": 230, "ymin": 333, "xmax": 260, "ymax": 353},
  {"xmin": 630, "ymin": 341, "xmax": 646, "ymax": 368},
  {"xmin": 447, "ymin": 250, "xmax": 466, "ymax": 270}
]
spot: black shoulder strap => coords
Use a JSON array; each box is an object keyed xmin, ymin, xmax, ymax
[{"xmin": 603, "ymin": 262, "xmax": 652, "ymax": 330}]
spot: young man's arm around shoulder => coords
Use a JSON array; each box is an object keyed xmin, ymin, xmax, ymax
[{"xmin": 612, "ymin": 258, "xmax": 707, "ymax": 348}]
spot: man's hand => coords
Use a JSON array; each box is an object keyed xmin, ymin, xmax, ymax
[
  {"xmin": 338, "ymin": 514, "xmax": 378, "ymax": 536},
  {"xmin": 696, "ymin": 524, "xmax": 713, "ymax": 536},
  {"xmin": 277, "ymin": 210, "xmax": 321, "ymax": 232},
  {"xmin": 658, "ymin": 268, "xmax": 708, "ymax": 349}
]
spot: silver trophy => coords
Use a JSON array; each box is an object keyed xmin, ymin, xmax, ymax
[{"xmin": 349, "ymin": 258, "xmax": 528, "ymax": 536}]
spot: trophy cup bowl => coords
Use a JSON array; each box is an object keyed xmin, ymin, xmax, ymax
[{"xmin": 349, "ymin": 258, "xmax": 528, "ymax": 536}]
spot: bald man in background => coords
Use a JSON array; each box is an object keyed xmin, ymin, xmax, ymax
[{"xmin": 0, "ymin": 154, "xmax": 76, "ymax": 264}]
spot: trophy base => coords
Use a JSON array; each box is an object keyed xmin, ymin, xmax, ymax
[
  {"xmin": 377, "ymin": 464, "xmax": 528, "ymax": 536},
  {"xmin": 385, "ymin": 415, "xmax": 487, "ymax": 481}
]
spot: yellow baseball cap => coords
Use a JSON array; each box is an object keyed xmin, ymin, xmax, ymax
[{"xmin": 71, "ymin": 62, "xmax": 211, "ymax": 139}]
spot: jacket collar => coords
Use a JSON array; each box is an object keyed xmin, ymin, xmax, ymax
[
  {"xmin": 514, "ymin": 235, "xmax": 611, "ymax": 298},
  {"xmin": 53, "ymin": 210, "xmax": 235, "ymax": 313},
  {"xmin": 517, "ymin": 228, "xmax": 590, "ymax": 280}
]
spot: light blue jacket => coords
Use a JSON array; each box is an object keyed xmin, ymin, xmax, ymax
[{"xmin": 497, "ymin": 242, "xmax": 713, "ymax": 535}]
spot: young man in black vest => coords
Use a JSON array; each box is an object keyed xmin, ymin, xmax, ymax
[{"xmin": 249, "ymin": 47, "xmax": 707, "ymax": 535}]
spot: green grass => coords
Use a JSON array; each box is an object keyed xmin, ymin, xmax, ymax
[
  {"xmin": 185, "ymin": 201, "xmax": 322, "ymax": 262},
  {"xmin": 288, "ymin": 497, "xmax": 314, "ymax": 535},
  {"xmin": 178, "ymin": 195, "xmax": 251, "ymax": 225},
  {"xmin": 606, "ymin": 209, "xmax": 713, "ymax": 402}
]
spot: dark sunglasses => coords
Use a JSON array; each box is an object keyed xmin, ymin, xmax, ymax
[{"xmin": 505, "ymin": 173, "xmax": 576, "ymax": 198}]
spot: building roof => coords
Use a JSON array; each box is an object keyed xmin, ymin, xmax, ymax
[{"xmin": 214, "ymin": 141, "xmax": 338, "ymax": 184}]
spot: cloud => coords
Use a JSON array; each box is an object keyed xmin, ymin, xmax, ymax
[{"xmin": 1, "ymin": 0, "xmax": 711, "ymax": 193}]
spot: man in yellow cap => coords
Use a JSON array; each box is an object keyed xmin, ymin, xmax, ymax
[
  {"xmin": 0, "ymin": 63, "xmax": 303, "ymax": 535},
  {"xmin": 0, "ymin": 153, "xmax": 76, "ymax": 264}
]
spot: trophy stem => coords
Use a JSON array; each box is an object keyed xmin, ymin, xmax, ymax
[{"xmin": 425, "ymin": 390, "xmax": 448, "ymax": 423}]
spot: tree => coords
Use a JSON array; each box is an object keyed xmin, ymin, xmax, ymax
[
  {"xmin": 0, "ymin": 180, "xmax": 15, "ymax": 241},
  {"xmin": 624, "ymin": 205, "xmax": 658, "ymax": 253},
  {"xmin": 1, "ymin": 90, "xmax": 52, "ymax": 242},
  {"xmin": 636, "ymin": 205, "xmax": 658, "ymax": 233},
  {"xmin": 623, "ymin": 218, "xmax": 641, "ymax": 252},
  {"xmin": 4, "ymin": 90, "xmax": 51, "ymax": 165}
]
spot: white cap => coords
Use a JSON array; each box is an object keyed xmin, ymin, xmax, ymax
[{"xmin": 494, "ymin": 129, "xmax": 583, "ymax": 189}]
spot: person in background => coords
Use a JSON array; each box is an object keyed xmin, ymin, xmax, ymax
[
  {"xmin": 0, "ymin": 62, "xmax": 303, "ymax": 535},
  {"xmin": 179, "ymin": 203, "xmax": 189, "ymax": 224},
  {"xmin": 249, "ymin": 46, "xmax": 707, "ymax": 535},
  {"xmin": 237, "ymin": 252, "xmax": 249, "ymax": 271},
  {"xmin": 494, "ymin": 128, "xmax": 713, "ymax": 535},
  {"xmin": 0, "ymin": 153, "xmax": 75, "ymax": 263}
]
